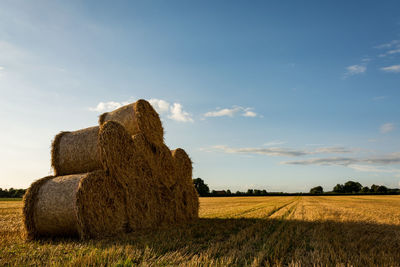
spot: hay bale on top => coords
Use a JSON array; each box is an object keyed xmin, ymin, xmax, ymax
[
  {"xmin": 23, "ymin": 171, "xmax": 127, "ymax": 239},
  {"xmin": 52, "ymin": 99, "xmax": 164, "ymax": 176},
  {"xmin": 99, "ymin": 99, "xmax": 164, "ymax": 146},
  {"xmin": 51, "ymin": 126, "xmax": 101, "ymax": 176}
]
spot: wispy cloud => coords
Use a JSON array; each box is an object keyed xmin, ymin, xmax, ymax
[
  {"xmin": 204, "ymin": 106, "xmax": 259, "ymax": 118},
  {"xmin": 349, "ymin": 164, "xmax": 400, "ymax": 174},
  {"xmin": 373, "ymin": 96, "xmax": 386, "ymax": 101},
  {"xmin": 380, "ymin": 123, "xmax": 395, "ymax": 134},
  {"xmin": 381, "ymin": 65, "xmax": 400, "ymax": 73},
  {"xmin": 263, "ymin": 140, "xmax": 287, "ymax": 146},
  {"xmin": 281, "ymin": 152, "xmax": 400, "ymax": 166},
  {"xmin": 204, "ymin": 145, "xmax": 355, "ymax": 157},
  {"xmin": 344, "ymin": 64, "xmax": 366, "ymax": 77},
  {"xmin": 90, "ymin": 98, "xmax": 194, "ymax": 122},
  {"xmin": 374, "ymin": 40, "xmax": 400, "ymax": 58},
  {"xmin": 374, "ymin": 40, "xmax": 400, "ymax": 49}
]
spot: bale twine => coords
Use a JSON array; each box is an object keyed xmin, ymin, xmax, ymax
[
  {"xmin": 23, "ymin": 171, "xmax": 127, "ymax": 239},
  {"xmin": 51, "ymin": 126, "xmax": 101, "ymax": 176},
  {"xmin": 99, "ymin": 99, "xmax": 164, "ymax": 146}
]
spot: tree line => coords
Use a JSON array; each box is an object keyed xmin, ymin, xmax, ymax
[
  {"xmin": 1, "ymin": 179, "xmax": 399, "ymax": 198},
  {"xmin": 0, "ymin": 188, "xmax": 26, "ymax": 198},
  {"xmin": 310, "ymin": 180, "xmax": 400, "ymax": 194},
  {"xmin": 193, "ymin": 178, "xmax": 400, "ymax": 197}
]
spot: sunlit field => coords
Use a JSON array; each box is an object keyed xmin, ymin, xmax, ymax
[{"xmin": 1, "ymin": 196, "xmax": 400, "ymax": 266}]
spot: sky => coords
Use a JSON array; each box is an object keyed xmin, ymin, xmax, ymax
[{"xmin": 1, "ymin": 0, "xmax": 400, "ymax": 192}]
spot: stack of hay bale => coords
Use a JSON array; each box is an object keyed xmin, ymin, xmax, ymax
[{"xmin": 23, "ymin": 99, "xmax": 199, "ymax": 239}]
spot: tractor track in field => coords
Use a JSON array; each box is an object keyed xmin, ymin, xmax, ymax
[
  {"xmin": 230, "ymin": 198, "xmax": 299, "ymax": 218},
  {"xmin": 194, "ymin": 199, "xmax": 301, "ymax": 264}
]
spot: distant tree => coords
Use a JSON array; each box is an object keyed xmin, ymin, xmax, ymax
[
  {"xmin": 254, "ymin": 189, "xmax": 262, "ymax": 196},
  {"xmin": 377, "ymin": 185, "xmax": 388, "ymax": 193},
  {"xmin": 0, "ymin": 188, "xmax": 26, "ymax": 198},
  {"xmin": 235, "ymin": 191, "xmax": 242, "ymax": 196},
  {"xmin": 371, "ymin": 184, "xmax": 379, "ymax": 193},
  {"xmin": 262, "ymin": 190, "xmax": 268, "ymax": 195},
  {"xmin": 361, "ymin": 186, "xmax": 370, "ymax": 193},
  {"xmin": 226, "ymin": 189, "xmax": 232, "ymax": 195},
  {"xmin": 247, "ymin": 189, "xmax": 254, "ymax": 195},
  {"xmin": 193, "ymin": 178, "xmax": 210, "ymax": 197},
  {"xmin": 310, "ymin": 186, "xmax": 323, "ymax": 194},
  {"xmin": 333, "ymin": 184, "xmax": 345, "ymax": 193},
  {"xmin": 343, "ymin": 181, "xmax": 362, "ymax": 193}
]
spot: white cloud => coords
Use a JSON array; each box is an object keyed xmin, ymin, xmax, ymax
[
  {"xmin": 89, "ymin": 98, "xmax": 194, "ymax": 122},
  {"xmin": 204, "ymin": 107, "xmax": 242, "ymax": 117},
  {"xmin": 380, "ymin": 123, "xmax": 395, "ymax": 134},
  {"xmin": 0, "ymin": 66, "xmax": 4, "ymax": 71},
  {"xmin": 148, "ymin": 98, "xmax": 170, "ymax": 114},
  {"xmin": 344, "ymin": 64, "xmax": 366, "ymax": 77},
  {"xmin": 204, "ymin": 106, "xmax": 259, "ymax": 118},
  {"xmin": 89, "ymin": 101, "xmax": 130, "ymax": 112},
  {"xmin": 381, "ymin": 65, "xmax": 400, "ymax": 73},
  {"xmin": 168, "ymin": 103, "xmax": 193, "ymax": 122},
  {"xmin": 242, "ymin": 109, "xmax": 257, "ymax": 117}
]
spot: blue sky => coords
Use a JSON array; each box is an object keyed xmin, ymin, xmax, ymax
[{"xmin": 1, "ymin": 0, "xmax": 400, "ymax": 192}]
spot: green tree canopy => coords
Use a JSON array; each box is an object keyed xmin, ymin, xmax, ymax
[
  {"xmin": 310, "ymin": 186, "xmax": 323, "ymax": 194},
  {"xmin": 193, "ymin": 178, "xmax": 210, "ymax": 197}
]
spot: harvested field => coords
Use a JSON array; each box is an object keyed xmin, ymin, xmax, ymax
[{"xmin": 1, "ymin": 196, "xmax": 400, "ymax": 266}]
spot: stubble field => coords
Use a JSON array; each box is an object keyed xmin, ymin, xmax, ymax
[{"xmin": 1, "ymin": 196, "xmax": 400, "ymax": 266}]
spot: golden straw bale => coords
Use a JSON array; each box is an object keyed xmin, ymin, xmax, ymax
[
  {"xmin": 23, "ymin": 171, "xmax": 127, "ymax": 239},
  {"xmin": 99, "ymin": 99, "xmax": 164, "ymax": 146},
  {"xmin": 171, "ymin": 148, "xmax": 199, "ymax": 222},
  {"xmin": 171, "ymin": 148, "xmax": 193, "ymax": 186},
  {"xmin": 98, "ymin": 121, "xmax": 159, "ymax": 230},
  {"xmin": 51, "ymin": 126, "xmax": 101, "ymax": 176}
]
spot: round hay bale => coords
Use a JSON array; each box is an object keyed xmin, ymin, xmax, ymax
[
  {"xmin": 171, "ymin": 148, "xmax": 199, "ymax": 222},
  {"xmin": 98, "ymin": 121, "xmax": 160, "ymax": 230},
  {"xmin": 23, "ymin": 171, "xmax": 127, "ymax": 239},
  {"xmin": 172, "ymin": 183, "xmax": 199, "ymax": 222},
  {"xmin": 51, "ymin": 126, "xmax": 101, "ymax": 176},
  {"xmin": 171, "ymin": 148, "xmax": 193, "ymax": 186},
  {"xmin": 99, "ymin": 99, "xmax": 164, "ymax": 146}
]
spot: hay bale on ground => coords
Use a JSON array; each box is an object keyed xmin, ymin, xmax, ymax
[
  {"xmin": 23, "ymin": 171, "xmax": 127, "ymax": 239},
  {"xmin": 98, "ymin": 121, "xmax": 160, "ymax": 230},
  {"xmin": 98, "ymin": 121, "xmax": 185, "ymax": 228},
  {"xmin": 51, "ymin": 126, "xmax": 101, "ymax": 176},
  {"xmin": 171, "ymin": 148, "xmax": 199, "ymax": 222},
  {"xmin": 99, "ymin": 99, "xmax": 164, "ymax": 146},
  {"xmin": 24, "ymin": 100, "xmax": 199, "ymax": 239}
]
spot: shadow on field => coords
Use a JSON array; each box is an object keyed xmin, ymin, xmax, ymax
[{"xmin": 41, "ymin": 218, "xmax": 400, "ymax": 265}]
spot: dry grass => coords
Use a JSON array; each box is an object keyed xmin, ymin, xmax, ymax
[{"xmin": 2, "ymin": 196, "xmax": 400, "ymax": 266}]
